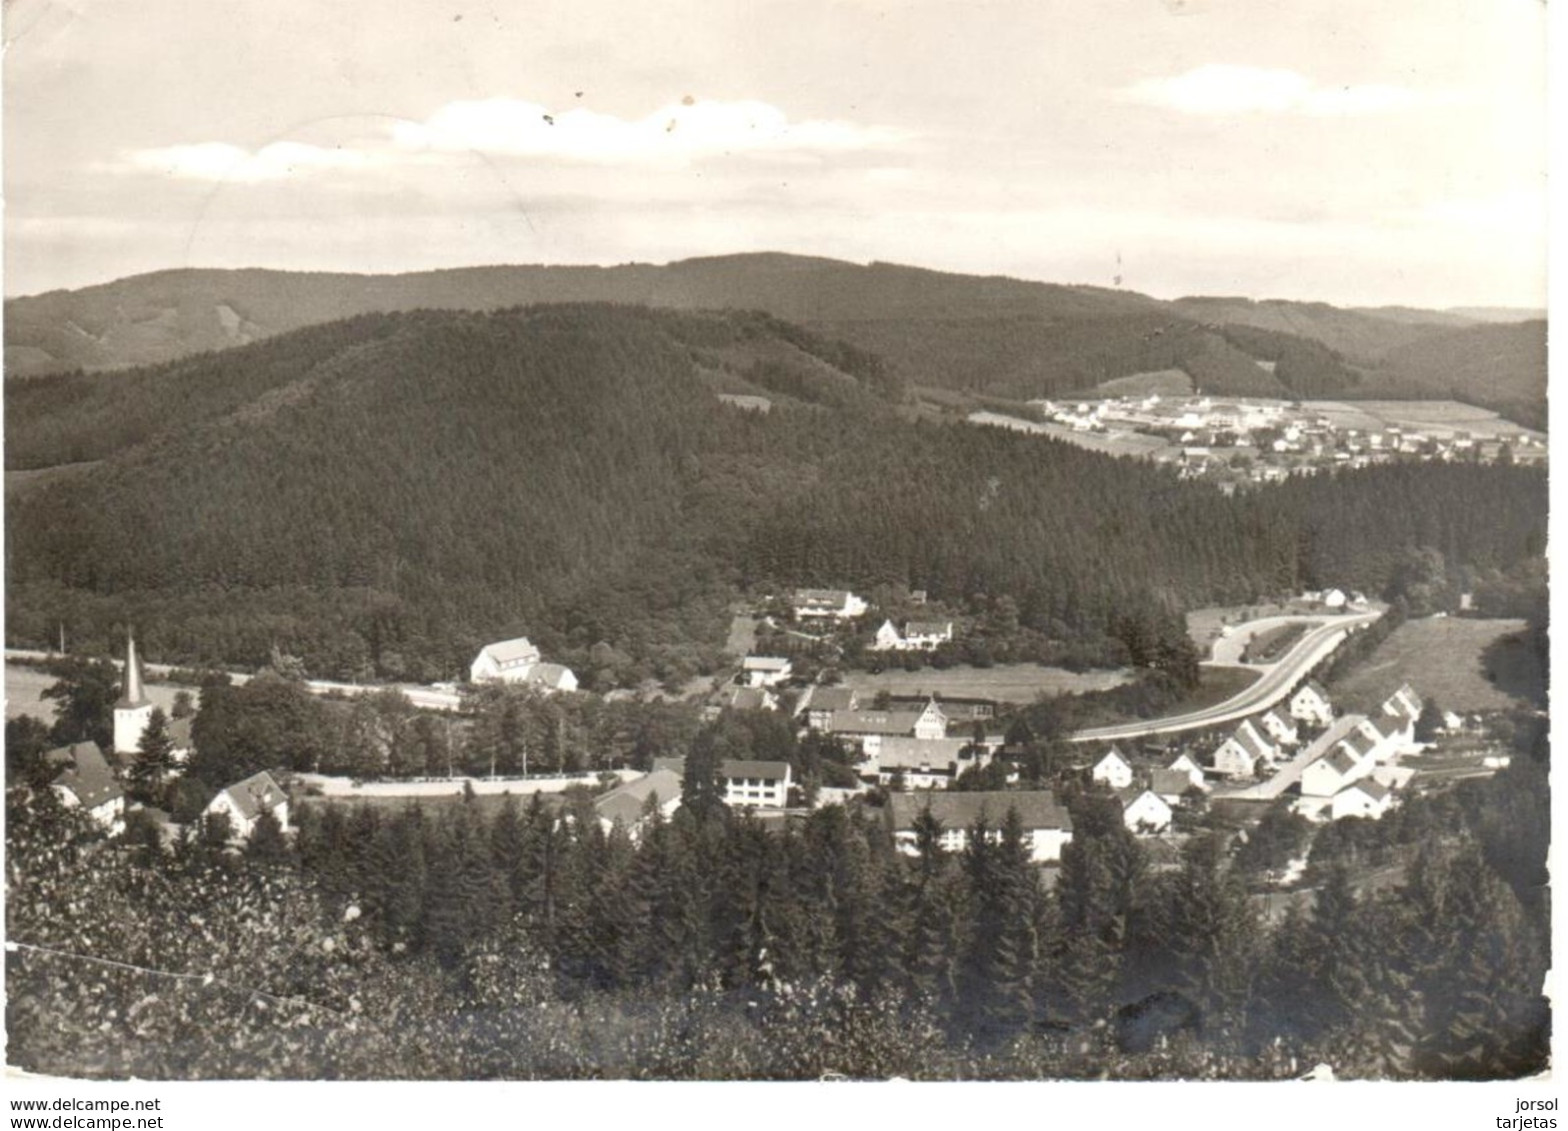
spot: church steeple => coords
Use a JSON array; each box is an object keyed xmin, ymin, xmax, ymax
[{"xmin": 116, "ymin": 630, "xmax": 149, "ymax": 709}]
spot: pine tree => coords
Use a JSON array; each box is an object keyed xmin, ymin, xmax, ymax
[{"xmin": 129, "ymin": 707, "xmax": 176, "ymax": 803}]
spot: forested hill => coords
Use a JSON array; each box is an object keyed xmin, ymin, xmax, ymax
[
  {"xmin": 5, "ymin": 254, "xmax": 1544, "ymax": 420},
  {"xmin": 5, "ymin": 304, "xmax": 1546, "ymax": 684}
]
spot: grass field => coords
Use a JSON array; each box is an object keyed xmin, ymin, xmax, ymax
[
  {"xmin": 840, "ymin": 662, "xmax": 1133, "ymax": 705},
  {"xmin": 5, "ymin": 662, "xmax": 192, "ymax": 722},
  {"xmin": 1242, "ymin": 622, "xmax": 1309, "ymax": 664},
  {"xmin": 1302, "ymin": 400, "xmax": 1544, "ymax": 442},
  {"xmin": 1328, "ymin": 616, "xmax": 1544, "ymax": 713},
  {"xmin": 1095, "ymin": 369, "xmax": 1193, "ymax": 397},
  {"xmin": 291, "ymin": 789, "xmax": 592, "ymax": 822}
]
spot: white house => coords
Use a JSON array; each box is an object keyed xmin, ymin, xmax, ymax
[
  {"xmin": 1330, "ymin": 778, "xmax": 1394, "ymax": 821},
  {"xmin": 1258, "ymin": 709, "xmax": 1299, "ymax": 748},
  {"xmin": 1300, "ymin": 737, "xmax": 1377, "ymax": 798},
  {"xmin": 1091, "ymin": 747, "xmax": 1134, "ymax": 790},
  {"xmin": 790, "ymin": 589, "xmax": 869, "ymax": 622},
  {"xmin": 719, "ymin": 760, "xmax": 792, "ymax": 808},
  {"xmin": 522, "ymin": 663, "xmax": 579, "ymax": 693},
  {"xmin": 742, "ymin": 656, "xmax": 793, "ymax": 688},
  {"xmin": 888, "ymin": 791, "xmax": 1074, "ymax": 864},
  {"xmin": 205, "ymin": 771, "xmax": 290, "ymax": 839},
  {"xmin": 1322, "ymin": 588, "xmax": 1348, "ymax": 609},
  {"xmin": 912, "ymin": 699, "xmax": 949, "ymax": 741},
  {"xmin": 1289, "ymin": 680, "xmax": 1335, "ymax": 727},
  {"xmin": 871, "ymin": 620, "xmax": 906, "ymax": 651},
  {"xmin": 902, "ymin": 621, "xmax": 955, "ymax": 651},
  {"xmin": 1119, "ymin": 788, "xmax": 1174, "ymax": 835},
  {"xmin": 1380, "ymin": 684, "xmax": 1422, "ymax": 744},
  {"xmin": 112, "ymin": 633, "xmax": 154, "ymax": 757},
  {"xmin": 1167, "ymin": 753, "xmax": 1206, "ymax": 789},
  {"xmin": 48, "ymin": 743, "xmax": 125, "ymax": 834},
  {"xmin": 469, "ymin": 637, "xmax": 543, "ymax": 683},
  {"xmin": 1233, "ymin": 719, "xmax": 1280, "ymax": 764},
  {"xmin": 1212, "ymin": 722, "xmax": 1273, "ymax": 779}
]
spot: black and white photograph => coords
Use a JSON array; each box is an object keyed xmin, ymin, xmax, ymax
[{"xmin": 1, "ymin": 0, "xmax": 1552, "ymax": 1109}]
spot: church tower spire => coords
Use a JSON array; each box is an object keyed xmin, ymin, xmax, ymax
[
  {"xmin": 117, "ymin": 630, "xmax": 149, "ymax": 708},
  {"xmin": 112, "ymin": 629, "xmax": 154, "ymax": 756}
]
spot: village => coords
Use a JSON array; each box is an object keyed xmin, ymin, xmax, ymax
[
  {"xmin": 32, "ymin": 579, "xmax": 1517, "ymax": 909},
  {"xmin": 968, "ymin": 393, "xmax": 1546, "ymax": 489}
]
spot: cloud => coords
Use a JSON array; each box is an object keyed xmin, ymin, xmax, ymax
[
  {"xmin": 1122, "ymin": 64, "xmax": 1447, "ymax": 116},
  {"xmin": 389, "ymin": 97, "xmax": 909, "ymax": 161},
  {"xmin": 125, "ymin": 141, "xmax": 381, "ymax": 183}
]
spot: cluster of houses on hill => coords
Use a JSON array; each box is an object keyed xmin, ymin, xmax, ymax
[
  {"xmin": 46, "ymin": 635, "xmax": 290, "ymax": 843},
  {"xmin": 1006, "ymin": 394, "xmax": 1544, "ymax": 486},
  {"xmin": 468, "ymin": 637, "xmax": 579, "ymax": 693}
]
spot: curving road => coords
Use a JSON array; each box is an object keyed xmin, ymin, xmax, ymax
[{"xmin": 1070, "ymin": 611, "xmax": 1381, "ymax": 743}]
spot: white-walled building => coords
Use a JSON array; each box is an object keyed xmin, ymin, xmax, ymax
[
  {"xmin": 205, "ymin": 771, "xmax": 290, "ymax": 839},
  {"xmin": 1091, "ymin": 747, "xmax": 1135, "ymax": 790},
  {"xmin": 470, "ymin": 637, "xmax": 543, "ymax": 683},
  {"xmin": 112, "ymin": 633, "xmax": 154, "ymax": 757},
  {"xmin": 470, "ymin": 638, "xmax": 578, "ymax": 693},
  {"xmin": 1289, "ymin": 680, "xmax": 1335, "ymax": 728},
  {"xmin": 742, "ymin": 656, "xmax": 793, "ymax": 688},
  {"xmin": 888, "ymin": 791, "xmax": 1074, "ymax": 864},
  {"xmin": 790, "ymin": 589, "xmax": 869, "ymax": 621},
  {"xmin": 1119, "ymin": 788, "xmax": 1174, "ymax": 835},
  {"xmin": 595, "ymin": 768, "xmax": 684, "ymax": 836},
  {"xmin": 719, "ymin": 760, "xmax": 792, "ymax": 808},
  {"xmin": 48, "ymin": 743, "xmax": 125, "ymax": 834},
  {"xmin": 1167, "ymin": 753, "xmax": 1206, "ymax": 789},
  {"xmin": 1258, "ymin": 709, "xmax": 1300, "ymax": 748},
  {"xmin": 1330, "ymin": 778, "xmax": 1394, "ymax": 821}
]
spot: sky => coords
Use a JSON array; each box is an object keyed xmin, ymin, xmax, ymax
[{"xmin": 1, "ymin": 0, "xmax": 1549, "ymax": 308}]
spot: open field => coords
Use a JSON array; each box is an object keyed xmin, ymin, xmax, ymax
[
  {"xmin": 1095, "ymin": 369, "xmax": 1193, "ymax": 397},
  {"xmin": 291, "ymin": 791, "xmax": 586, "ymax": 822},
  {"xmin": 1302, "ymin": 400, "xmax": 1545, "ymax": 442},
  {"xmin": 1327, "ymin": 616, "xmax": 1543, "ymax": 713},
  {"xmin": 5, "ymin": 662, "xmax": 193, "ymax": 723},
  {"xmin": 1242, "ymin": 622, "xmax": 1309, "ymax": 664},
  {"xmin": 840, "ymin": 662, "xmax": 1133, "ymax": 705},
  {"xmin": 965, "ymin": 412, "xmax": 1176, "ymax": 459}
]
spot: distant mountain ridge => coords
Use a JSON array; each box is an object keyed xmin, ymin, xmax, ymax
[{"xmin": 4, "ymin": 253, "xmax": 1546, "ymax": 424}]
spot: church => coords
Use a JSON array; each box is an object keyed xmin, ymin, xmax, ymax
[{"xmin": 112, "ymin": 632, "xmax": 154, "ymax": 756}]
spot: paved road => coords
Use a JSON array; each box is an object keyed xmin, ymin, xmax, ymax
[{"xmin": 1070, "ymin": 611, "xmax": 1380, "ymax": 743}]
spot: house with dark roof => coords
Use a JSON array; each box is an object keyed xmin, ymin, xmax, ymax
[
  {"xmin": 723, "ymin": 685, "xmax": 779, "ymax": 712},
  {"xmin": 205, "ymin": 770, "xmax": 290, "ymax": 839},
  {"xmin": 595, "ymin": 768, "xmax": 683, "ymax": 835},
  {"xmin": 1150, "ymin": 768, "xmax": 1203, "ymax": 804},
  {"xmin": 797, "ymin": 685, "xmax": 857, "ymax": 730},
  {"xmin": 719, "ymin": 760, "xmax": 792, "ymax": 808},
  {"xmin": 870, "ymin": 736, "xmax": 983, "ymax": 790},
  {"xmin": 1331, "ymin": 777, "xmax": 1394, "ymax": 821},
  {"xmin": 48, "ymin": 743, "xmax": 125, "ymax": 833},
  {"xmin": 888, "ymin": 790, "xmax": 1074, "ymax": 863},
  {"xmin": 1212, "ymin": 721, "xmax": 1275, "ymax": 779}
]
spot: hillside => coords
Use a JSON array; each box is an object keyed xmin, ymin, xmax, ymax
[
  {"xmin": 1368, "ymin": 321, "xmax": 1549, "ymax": 431},
  {"xmin": 10, "ymin": 253, "xmax": 1541, "ymax": 416},
  {"xmin": 5, "ymin": 304, "xmax": 1546, "ymax": 686}
]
